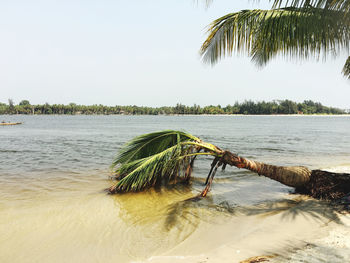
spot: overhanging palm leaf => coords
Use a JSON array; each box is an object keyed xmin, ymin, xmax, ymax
[
  {"xmin": 271, "ymin": 0, "xmax": 350, "ymax": 13},
  {"xmin": 200, "ymin": 1, "xmax": 350, "ymax": 78},
  {"xmin": 342, "ymin": 55, "xmax": 350, "ymax": 76},
  {"xmin": 251, "ymin": 7, "xmax": 350, "ymax": 66}
]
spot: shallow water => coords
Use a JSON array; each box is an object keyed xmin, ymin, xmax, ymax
[{"xmin": 0, "ymin": 115, "xmax": 350, "ymax": 262}]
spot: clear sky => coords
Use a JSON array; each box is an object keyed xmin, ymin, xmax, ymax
[{"xmin": 1, "ymin": 0, "xmax": 349, "ymax": 108}]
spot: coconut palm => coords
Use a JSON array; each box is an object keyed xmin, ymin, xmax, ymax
[
  {"xmin": 109, "ymin": 130, "xmax": 219, "ymax": 193},
  {"xmin": 200, "ymin": 0, "xmax": 350, "ymax": 77},
  {"xmin": 109, "ymin": 130, "xmax": 350, "ymax": 200}
]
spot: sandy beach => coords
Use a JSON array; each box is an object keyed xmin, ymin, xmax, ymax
[{"xmin": 142, "ymin": 198, "xmax": 350, "ymax": 263}]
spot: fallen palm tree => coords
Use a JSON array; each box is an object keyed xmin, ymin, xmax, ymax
[{"xmin": 109, "ymin": 130, "xmax": 350, "ymax": 201}]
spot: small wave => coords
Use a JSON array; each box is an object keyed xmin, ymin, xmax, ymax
[
  {"xmin": 256, "ymin": 147, "xmax": 281, "ymax": 152},
  {"xmin": 0, "ymin": 149, "xmax": 19, "ymax": 153},
  {"xmin": 0, "ymin": 149, "xmax": 38, "ymax": 153}
]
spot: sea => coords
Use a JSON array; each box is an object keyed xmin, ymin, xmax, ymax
[{"xmin": 1, "ymin": 115, "xmax": 350, "ymax": 263}]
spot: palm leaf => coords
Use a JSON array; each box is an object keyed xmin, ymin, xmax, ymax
[
  {"xmin": 109, "ymin": 130, "xmax": 221, "ymax": 193},
  {"xmin": 251, "ymin": 7, "xmax": 350, "ymax": 66},
  {"xmin": 111, "ymin": 130, "xmax": 201, "ymax": 167},
  {"xmin": 271, "ymin": 0, "xmax": 350, "ymax": 13},
  {"xmin": 342, "ymin": 55, "xmax": 350, "ymax": 77},
  {"xmin": 200, "ymin": 6, "xmax": 350, "ymax": 74}
]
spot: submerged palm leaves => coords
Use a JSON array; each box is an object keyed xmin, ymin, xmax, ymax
[
  {"xmin": 200, "ymin": 0, "xmax": 350, "ymax": 78},
  {"xmin": 109, "ymin": 130, "xmax": 221, "ymax": 193}
]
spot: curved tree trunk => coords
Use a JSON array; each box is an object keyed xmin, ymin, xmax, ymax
[
  {"xmin": 221, "ymin": 151, "xmax": 312, "ymax": 187},
  {"xmin": 213, "ymin": 151, "xmax": 350, "ymax": 201}
]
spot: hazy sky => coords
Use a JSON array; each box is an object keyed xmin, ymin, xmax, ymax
[{"xmin": 1, "ymin": 0, "xmax": 349, "ymax": 108}]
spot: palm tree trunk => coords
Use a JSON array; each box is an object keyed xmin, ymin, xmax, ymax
[
  {"xmin": 220, "ymin": 151, "xmax": 350, "ymax": 201},
  {"xmin": 221, "ymin": 151, "xmax": 311, "ymax": 187}
]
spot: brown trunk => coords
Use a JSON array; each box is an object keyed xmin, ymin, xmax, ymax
[
  {"xmin": 221, "ymin": 151, "xmax": 311, "ymax": 187},
  {"xmin": 220, "ymin": 151, "xmax": 350, "ymax": 202}
]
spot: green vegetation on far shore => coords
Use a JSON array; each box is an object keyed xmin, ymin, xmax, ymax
[{"xmin": 0, "ymin": 99, "xmax": 347, "ymax": 115}]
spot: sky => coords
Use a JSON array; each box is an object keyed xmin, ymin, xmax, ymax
[{"xmin": 1, "ymin": 0, "xmax": 350, "ymax": 109}]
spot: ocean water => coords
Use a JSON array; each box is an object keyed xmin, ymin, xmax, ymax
[{"xmin": 0, "ymin": 115, "xmax": 349, "ymax": 262}]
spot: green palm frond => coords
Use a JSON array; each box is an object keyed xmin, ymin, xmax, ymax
[
  {"xmin": 250, "ymin": 7, "xmax": 350, "ymax": 66},
  {"xmin": 201, "ymin": 7, "xmax": 350, "ymax": 71},
  {"xmin": 342, "ymin": 56, "xmax": 350, "ymax": 77},
  {"xmin": 109, "ymin": 130, "xmax": 221, "ymax": 193},
  {"xmin": 111, "ymin": 130, "xmax": 201, "ymax": 167},
  {"xmin": 205, "ymin": 0, "xmax": 350, "ymax": 11},
  {"xmin": 271, "ymin": 0, "xmax": 328, "ymax": 9},
  {"xmin": 271, "ymin": 0, "xmax": 350, "ymax": 12},
  {"xmin": 329, "ymin": 0, "xmax": 350, "ymax": 13}
]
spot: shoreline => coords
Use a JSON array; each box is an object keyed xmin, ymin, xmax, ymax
[{"xmin": 1, "ymin": 113, "xmax": 349, "ymax": 117}]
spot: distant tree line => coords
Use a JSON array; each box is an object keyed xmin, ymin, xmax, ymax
[{"xmin": 0, "ymin": 99, "xmax": 347, "ymax": 115}]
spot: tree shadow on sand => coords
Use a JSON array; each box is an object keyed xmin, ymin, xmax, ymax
[
  {"xmin": 163, "ymin": 195, "xmax": 343, "ymax": 231},
  {"xmin": 238, "ymin": 197, "xmax": 342, "ymax": 224}
]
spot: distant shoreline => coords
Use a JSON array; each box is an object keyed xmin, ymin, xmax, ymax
[
  {"xmin": 1, "ymin": 100, "xmax": 348, "ymax": 115},
  {"xmin": 1, "ymin": 113, "xmax": 349, "ymax": 116}
]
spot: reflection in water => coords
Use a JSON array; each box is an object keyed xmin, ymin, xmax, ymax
[{"xmin": 109, "ymin": 184, "xmax": 201, "ymax": 259}]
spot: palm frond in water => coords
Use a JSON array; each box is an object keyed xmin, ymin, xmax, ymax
[
  {"xmin": 109, "ymin": 130, "xmax": 220, "ymax": 193},
  {"xmin": 111, "ymin": 130, "xmax": 201, "ymax": 166}
]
